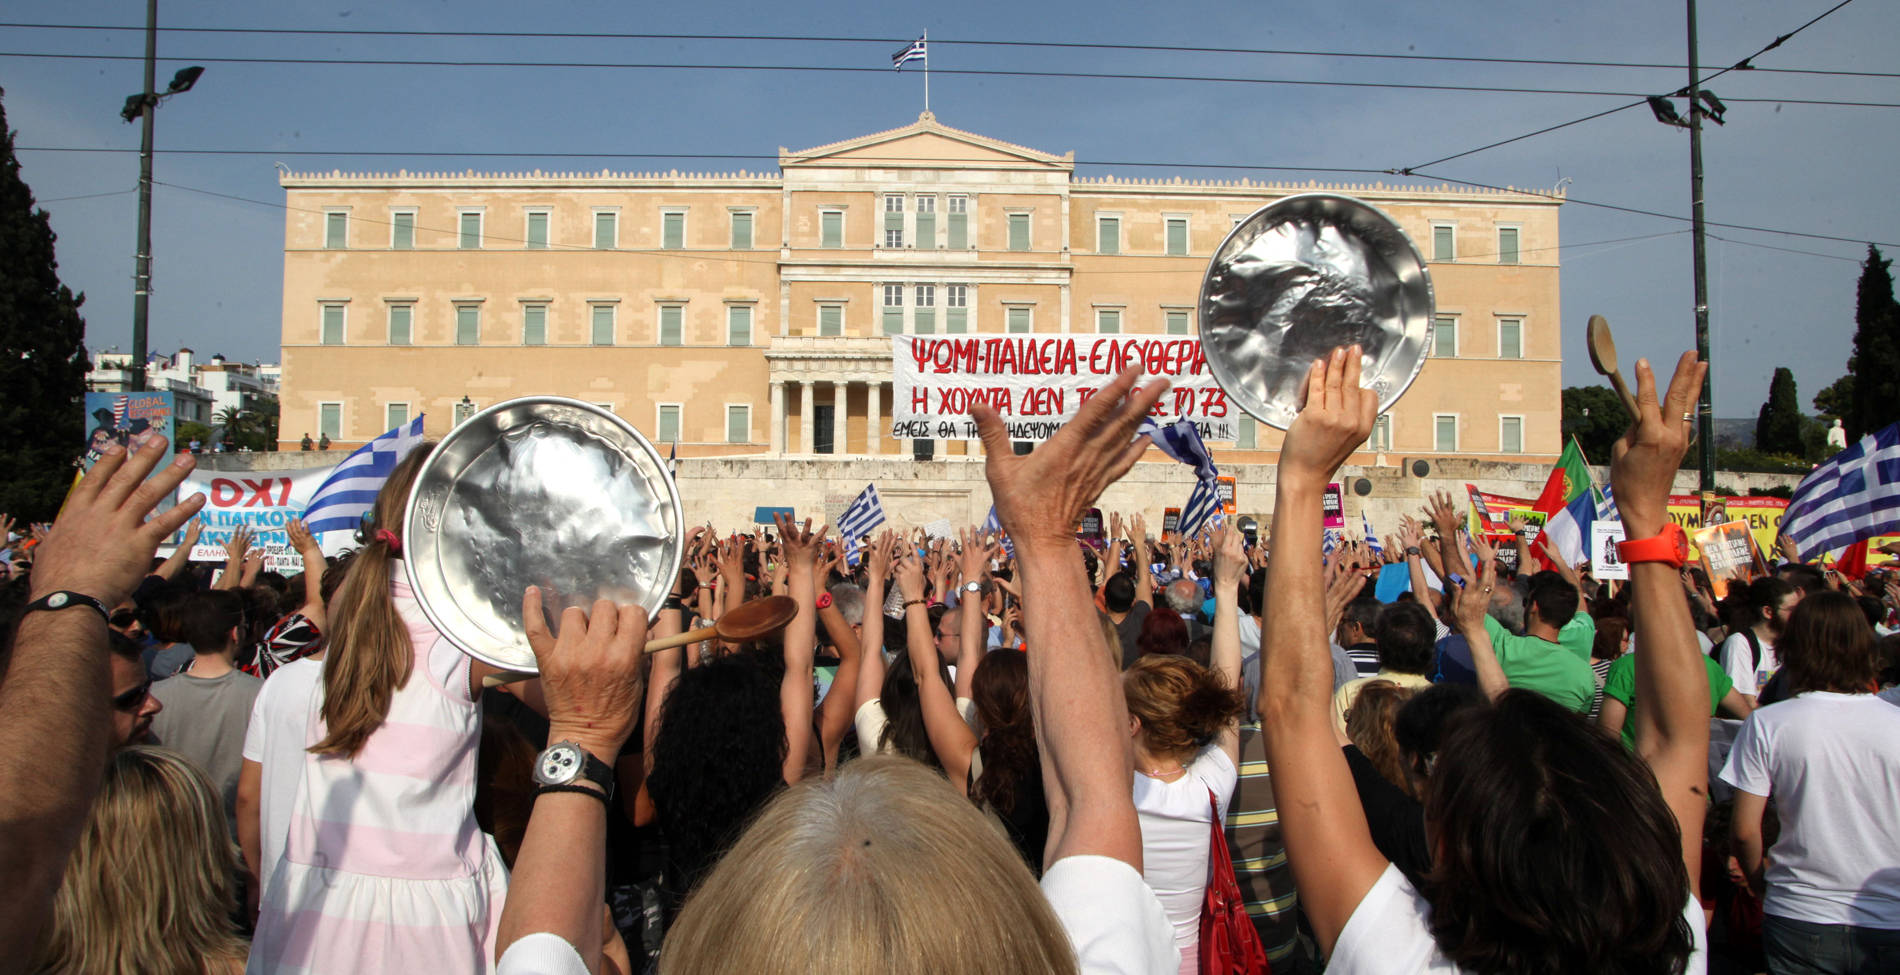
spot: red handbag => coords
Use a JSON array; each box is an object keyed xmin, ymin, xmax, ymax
[{"xmin": 1199, "ymin": 792, "xmax": 1271, "ymax": 975}]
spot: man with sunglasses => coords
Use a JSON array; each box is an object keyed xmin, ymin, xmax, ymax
[{"xmin": 107, "ymin": 630, "xmax": 163, "ymax": 746}]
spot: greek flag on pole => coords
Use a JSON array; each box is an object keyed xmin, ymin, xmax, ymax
[
  {"xmin": 1596, "ymin": 485, "xmax": 1619, "ymax": 523},
  {"xmin": 1180, "ymin": 477, "xmax": 1223, "ymax": 539},
  {"xmin": 838, "ymin": 483, "xmax": 887, "ymax": 566},
  {"xmin": 1138, "ymin": 417, "xmax": 1219, "ymax": 483},
  {"xmin": 1779, "ymin": 420, "xmax": 1900, "ymax": 560},
  {"xmin": 302, "ymin": 415, "xmax": 428, "ymax": 535},
  {"xmin": 892, "ymin": 36, "xmax": 926, "ymax": 69},
  {"xmin": 1363, "ymin": 511, "xmax": 1383, "ymax": 557}
]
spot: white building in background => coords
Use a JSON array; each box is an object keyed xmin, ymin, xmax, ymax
[{"xmin": 86, "ymin": 347, "xmax": 281, "ymax": 430}]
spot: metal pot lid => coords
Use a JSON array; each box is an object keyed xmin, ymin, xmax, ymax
[
  {"xmin": 1198, "ymin": 193, "xmax": 1434, "ymax": 430},
  {"xmin": 403, "ymin": 397, "xmax": 683, "ymax": 673}
]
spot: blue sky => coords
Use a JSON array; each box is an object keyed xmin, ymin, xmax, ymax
[{"xmin": 4, "ymin": 0, "xmax": 1895, "ymax": 415}]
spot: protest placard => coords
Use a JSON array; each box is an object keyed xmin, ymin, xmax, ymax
[
  {"xmin": 1322, "ymin": 483, "xmax": 1345, "ymax": 529},
  {"xmin": 83, "ymin": 391, "xmax": 175, "ymax": 472},
  {"xmin": 1695, "ymin": 520, "xmax": 1764, "ymax": 598},
  {"xmin": 1591, "ymin": 522, "xmax": 1629, "ymax": 580},
  {"xmin": 1216, "ymin": 476, "xmax": 1238, "ymax": 516}
]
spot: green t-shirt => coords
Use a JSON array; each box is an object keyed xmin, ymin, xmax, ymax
[
  {"xmin": 1601, "ymin": 652, "xmax": 1734, "ymax": 749},
  {"xmin": 1483, "ymin": 613, "xmax": 1599, "ymax": 712}
]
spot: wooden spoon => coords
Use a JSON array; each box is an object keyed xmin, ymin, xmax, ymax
[
  {"xmin": 1585, "ymin": 315, "xmax": 1642, "ymax": 418},
  {"xmin": 480, "ymin": 595, "xmax": 800, "ymax": 687}
]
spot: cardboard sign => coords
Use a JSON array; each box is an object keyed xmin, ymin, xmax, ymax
[
  {"xmin": 1322, "ymin": 483, "xmax": 1345, "ymax": 529},
  {"xmin": 1695, "ymin": 520, "xmax": 1764, "ymax": 598},
  {"xmin": 1591, "ymin": 522, "xmax": 1630, "ymax": 580},
  {"xmin": 1162, "ymin": 507, "xmax": 1181, "ymax": 540},
  {"xmin": 922, "ymin": 518, "xmax": 955, "ymax": 541},
  {"xmin": 1215, "ymin": 476, "xmax": 1238, "ymax": 515},
  {"xmin": 84, "ymin": 391, "xmax": 175, "ymax": 473},
  {"xmin": 1075, "ymin": 507, "xmax": 1104, "ymax": 544}
]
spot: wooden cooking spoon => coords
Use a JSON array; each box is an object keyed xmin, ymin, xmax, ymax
[
  {"xmin": 1585, "ymin": 314, "xmax": 1642, "ymax": 419},
  {"xmin": 480, "ymin": 595, "xmax": 800, "ymax": 687}
]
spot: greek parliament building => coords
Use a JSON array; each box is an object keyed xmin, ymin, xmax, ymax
[{"xmin": 277, "ymin": 114, "xmax": 1564, "ymax": 494}]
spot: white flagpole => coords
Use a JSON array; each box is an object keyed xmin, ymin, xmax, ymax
[{"xmin": 923, "ymin": 30, "xmax": 930, "ymax": 114}]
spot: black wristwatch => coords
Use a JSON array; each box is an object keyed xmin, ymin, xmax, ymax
[
  {"xmin": 532, "ymin": 740, "xmax": 616, "ymax": 803},
  {"xmin": 1404, "ymin": 546, "xmax": 1422, "ymax": 558}
]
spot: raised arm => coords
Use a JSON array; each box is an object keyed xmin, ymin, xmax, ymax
[
  {"xmin": 1424, "ymin": 490, "xmax": 1465, "ymax": 583},
  {"xmin": 214, "ymin": 525, "xmax": 252, "ymax": 590},
  {"xmin": 284, "ymin": 518, "xmax": 328, "ymax": 626},
  {"xmin": 813, "ymin": 573, "xmax": 863, "ymax": 775},
  {"xmin": 973, "ymin": 364, "xmax": 1161, "ymax": 871},
  {"xmin": 953, "ymin": 528, "xmax": 994, "ymax": 701},
  {"xmin": 1451, "ymin": 534, "xmax": 1510, "ymax": 701},
  {"xmin": 154, "ymin": 518, "xmax": 202, "ymax": 581},
  {"xmin": 854, "ymin": 531, "xmax": 894, "ymax": 711},
  {"xmin": 901, "ymin": 548, "xmax": 982, "ymax": 793},
  {"xmin": 1209, "ymin": 523, "xmax": 1245, "ymax": 765},
  {"xmin": 1131, "ymin": 513, "xmax": 1154, "ymax": 607},
  {"xmin": 774, "ymin": 513, "xmax": 824, "ymax": 784},
  {"xmin": 1398, "ymin": 517, "xmax": 1440, "ymax": 615},
  {"xmin": 1258, "ymin": 348, "xmax": 1388, "ymax": 954}
]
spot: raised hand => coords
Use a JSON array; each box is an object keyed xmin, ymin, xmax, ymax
[
  {"xmin": 775, "ymin": 513, "xmax": 828, "ymax": 569},
  {"xmin": 1212, "ymin": 523, "xmax": 1244, "ymax": 589},
  {"xmin": 285, "ymin": 517, "xmax": 319, "ymax": 555},
  {"xmin": 867, "ymin": 529, "xmax": 896, "ymax": 585},
  {"xmin": 522, "ymin": 586, "xmax": 648, "ymax": 757},
  {"xmin": 958, "ymin": 526, "xmax": 993, "ymax": 587},
  {"xmin": 225, "ymin": 524, "xmax": 254, "ymax": 564},
  {"xmin": 894, "ymin": 549, "xmax": 927, "ymax": 603},
  {"xmin": 1280, "ymin": 347, "xmax": 1377, "ymax": 489},
  {"xmin": 1424, "ymin": 490, "xmax": 1460, "ymax": 539},
  {"xmin": 1611, "ymin": 352, "xmax": 1708, "ymax": 535},
  {"xmin": 30, "ymin": 437, "xmax": 205, "ymax": 609}
]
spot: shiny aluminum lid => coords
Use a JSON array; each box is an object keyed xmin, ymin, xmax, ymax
[
  {"xmin": 1199, "ymin": 193, "xmax": 1434, "ymax": 430},
  {"xmin": 403, "ymin": 397, "xmax": 683, "ymax": 672}
]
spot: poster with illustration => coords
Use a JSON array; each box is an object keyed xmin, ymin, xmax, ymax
[{"xmin": 83, "ymin": 391, "xmax": 175, "ymax": 472}]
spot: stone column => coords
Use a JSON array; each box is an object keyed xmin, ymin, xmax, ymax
[
  {"xmin": 828, "ymin": 382, "xmax": 846, "ymax": 456},
  {"xmin": 798, "ymin": 380, "xmax": 815, "ymax": 455},
  {"xmin": 866, "ymin": 381, "xmax": 882, "ymax": 455},
  {"xmin": 768, "ymin": 380, "xmax": 785, "ymax": 454}
]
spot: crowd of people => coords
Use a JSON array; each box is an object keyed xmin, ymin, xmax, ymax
[{"xmin": 2, "ymin": 348, "xmax": 1897, "ymax": 974}]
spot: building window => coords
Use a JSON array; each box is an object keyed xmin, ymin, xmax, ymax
[
  {"xmin": 1500, "ymin": 415, "xmax": 1524, "ymax": 453},
  {"xmin": 455, "ymin": 304, "xmax": 481, "ymax": 345},
  {"xmin": 914, "ymin": 285, "xmax": 935, "ymax": 335},
  {"xmin": 454, "ymin": 399, "xmax": 478, "ymax": 425},
  {"xmin": 946, "ymin": 285, "xmax": 968, "ymax": 333},
  {"xmin": 1097, "ymin": 309, "xmax": 1121, "ymax": 334},
  {"xmin": 912, "ymin": 438, "xmax": 935, "ymax": 461},
  {"xmin": 820, "ymin": 209, "xmax": 843, "ymax": 249},
  {"xmin": 656, "ymin": 405, "xmax": 681, "ymax": 445},
  {"xmin": 387, "ymin": 303, "xmax": 412, "ymax": 345},
  {"xmin": 318, "ymin": 402, "xmax": 342, "ymax": 440},
  {"xmin": 390, "ymin": 210, "xmax": 415, "ymax": 250},
  {"xmin": 1498, "ymin": 227, "xmax": 1520, "ymax": 264},
  {"xmin": 915, "ymin": 195, "xmax": 935, "ymax": 249},
  {"xmin": 659, "ymin": 305, "xmax": 684, "ymax": 346},
  {"xmin": 730, "ymin": 211, "xmax": 754, "ymax": 250},
  {"xmin": 1368, "ymin": 414, "xmax": 1392, "ymax": 451},
  {"xmin": 594, "ymin": 210, "xmax": 617, "ymax": 250},
  {"xmin": 1165, "ymin": 216, "xmax": 1189, "ymax": 256},
  {"xmin": 1498, "ymin": 318, "xmax": 1523, "ymax": 359},
  {"xmin": 324, "ymin": 211, "xmax": 347, "ymax": 249},
  {"xmin": 1434, "ymin": 414, "xmax": 1458, "ymax": 452},
  {"xmin": 320, "ymin": 303, "xmax": 345, "ymax": 345},
  {"xmin": 1432, "ymin": 316, "xmax": 1457, "ymax": 357},
  {"xmin": 1431, "ymin": 223, "xmax": 1454, "ymax": 261},
  {"xmin": 1236, "ymin": 415, "xmax": 1257, "ymax": 449},
  {"xmin": 591, "ymin": 304, "xmax": 616, "ymax": 346},
  {"xmin": 386, "ymin": 402, "xmax": 410, "ymax": 431},
  {"xmin": 525, "ymin": 210, "xmax": 549, "ymax": 250},
  {"xmin": 727, "ymin": 305, "xmax": 753, "ymax": 346},
  {"xmin": 661, "ymin": 211, "xmax": 685, "ymax": 250},
  {"xmin": 726, "ymin": 405, "xmax": 750, "ymax": 444},
  {"xmin": 459, "ymin": 210, "xmax": 483, "ymax": 249},
  {"xmin": 818, "ymin": 304, "xmax": 843, "ymax": 336},
  {"xmin": 523, "ymin": 303, "xmax": 548, "ymax": 346},
  {"xmin": 1006, "ymin": 307, "xmax": 1031, "ymax": 333},
  {"xmin": 947, "ymin": 195, "xmax": 969, "ymax": 249},
  {"xmin": 1165, "ymin": 310, "xmax": 1191, "ymax": 335},
  {"xmin": 1007, "ymin": 212, "xmax": 1030, "ymax": 251},
  {"xmin": 882, "ymin": 284, "xmax": 904, "ymax": 335},
  {"xmin": 1096, "ymin": 214, "xmax": 1120, "ymax": 255},
  {"xmin": 883, "ymin": 194, "xmax": 905, "ymax": 248}
]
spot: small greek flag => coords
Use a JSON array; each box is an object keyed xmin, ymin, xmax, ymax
[
  {"xmin": 303, "ymin": 415, "xmax": 428, "ymax": 535},
  {"xmin": 982, "ymin": 505, "xmax": 1014, "ymax": 558},
  {"xmin": 1363, "ymin": 511, "xmax": 1383, "ymax": 557},
  {"xmin": 838, "ymin": 483, "xmax": 887, "ymax": 566},
  {"xmin": 1322, "ymin": 528, "xmax": 1342, "ymax": 558},
  {"xmin": 1595, "ymin": 485, "xmax": 1619, "ymax": 523},
  {"xmin": 892, "ymin": 36, "xmax": 927, "ymax": 69}
]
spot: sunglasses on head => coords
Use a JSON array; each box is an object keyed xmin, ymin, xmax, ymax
[{"xmin": 111, "ymin": 680, "xmax": 152, "ymax": 713}]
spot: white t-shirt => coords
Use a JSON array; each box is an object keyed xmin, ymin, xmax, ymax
[
  {"xmin": 239, "ymin": 657, "xmax": 323, "ymax": 893},
  {"xmin": 1330, "ymin": 863, "xmax": 1708, "ymax": 973},
  {"xmin": 1132, "ymin": 744, "xmax": 1239, "ymax": 961},
  {"xmin": 1718, "ymin": 691, "xmax": 1900, "ymax": 928},
  {"xmin": 853, "ymin": 696, "xmax": 975, "ymax": 756},
  {"xmin": 496, "ymin": 932, "xmax": 588, "ymax": 975},
  {"xmin": 1717, "ymin": 630, "xmax": 1777, "ymax": 698},
  {"xmin": 1041, "ymin": 854, "xmax": 1179, "ymax": 975}
]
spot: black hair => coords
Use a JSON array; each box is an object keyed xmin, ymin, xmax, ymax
[
  {"xmin": 177, "ymin": 590, "xmax": 245, "ymax": 653},
  {"xmin": 1525, "ymin": 571, "xmax": 1580, "ymax": 629},
  {"xmin": 1394, "ymin": 682, "xmax": 1485, "ymax": 783},
  {"xmin": 1340, "ymin": 596, "xmax": 1381, "ymax": 637},
  {"xmin": 1373, "ymin": 601, "xmax": 1437, "ymax": 675},
  {"xmin": 876, "ymin": 649, "xmax": 944, "ymax": 768},
  {"xmin": 1777, "ymin": 563, "xmax": 1827, "ymax": 596},
  {"xmin": 1103, "ymin": 572, "xmax": 1136, "ymax": 613}
]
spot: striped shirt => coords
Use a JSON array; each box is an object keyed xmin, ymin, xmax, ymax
[{"xmin": 1225, "ymin": 723, "xmax": 1313, "ymax": 972}]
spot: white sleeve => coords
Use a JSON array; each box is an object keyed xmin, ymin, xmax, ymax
[
  {"xmin": 1717, "ymin": 710, "xmax": 1772, "ymax": 797},
  {"xmin": 241, "ymin": 676, "xmax": 271, "ymax": 763},
  {"xmin": 1719, "ymin": 635, "xmax": 1759, "ymax": 697},
  {"xmin": 496, "ymin": 933, "xmax": 590, "ymax": 975},
  {"xmin": 955, "ymin": 696, "xmax": 978, "ymax": 728},
  {"xmin": 1041, "ymin": 855, "xmax": 1178, "ymax": 975},
  {"xmin": 1328, "ymin": 864, "xmax": 1442, "ymax": 973},
  {"xmin": 853, "ymin": 698, "xmax": 887, "ymax": 754}
]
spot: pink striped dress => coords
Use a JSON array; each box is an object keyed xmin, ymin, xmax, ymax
[{"xmin": 249, "ymin": 575, "xmax": 508, "ymax": 974}]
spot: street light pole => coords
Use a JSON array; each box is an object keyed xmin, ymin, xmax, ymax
[
  {"xmin": 131, "ymin": 0, "xmax": 157, "ymax": 393},
  {"xmin": 1687, "ymin": 0, "xmax": 1715, "ymax": 490}
]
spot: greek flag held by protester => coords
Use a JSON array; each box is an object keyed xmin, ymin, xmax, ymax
[
  {"xmin": 1363, "ymin": 511, "xmax": 1383, "ymax": 557},
  {"xmin": 1180, "ymin": 477, "xmax": 1223, "ymax": 539},
  {"xmin": 982, "ymin": 505, "xmax": 1014, "ymax": 558},
  {"xmin": 838, "ymin": 483, "xmax": 887, "ymax": 566},
  {"xmin": 302, "ymin": 415, "xmax": 428, "ymax": 535},
  {"xmin": 1779, "ymin": 420, "xmax": 1900, "ymax": 560},
  {"xmin": 1141, "ymin": 417, "xmax": 1222, "ymax": 539}
]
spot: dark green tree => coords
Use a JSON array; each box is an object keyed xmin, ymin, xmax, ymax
[
  {"xmin": 0, "ymin": 89, "xmax": 89, "ymax": 519},
  {"xmin": 1754, "ymin": 367, "xmax": 1804, "ymax": 455},
  {"xmin": 1845, "ymin": 245, "xmax": 1900, "ymax": 440},
  {"xmin": 1813, "ymin": 372, "xmax": 1853, "ymax": 419},
  {"xmin": 1561, "ymin": 385, "xmax": 1630, "ymax": 464}
]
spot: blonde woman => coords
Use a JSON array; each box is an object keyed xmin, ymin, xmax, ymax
[{"xmin": 32, "ymin": 746, "xmax": 248, "ymax": 974}]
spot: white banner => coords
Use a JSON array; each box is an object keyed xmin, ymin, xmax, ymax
[
  {"xmin": 167, "ymin": 466, "xmax": 352, "ymax": 572},
  {"xmin": 890, "ymin": 334, "xmax": 1238, "ymax": 443},
  {"xmin": 1591, "ymin": 521, "xmax": 1629, "ymax": 580}
]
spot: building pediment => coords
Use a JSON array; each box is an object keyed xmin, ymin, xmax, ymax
[{"xmin": 780, "ymin": 112, "xmax": 1073, "ymax": 172}]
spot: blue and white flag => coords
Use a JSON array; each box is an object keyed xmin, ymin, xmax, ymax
[
  {"xmin": 1362, "ymin": 511, "xmax": 1383, "ymax": 557},
  {"xmin": 1180, "ymin": 477, "xmax": 1223, "ymax": 539},
  {"xmin": 303, "ymin": 415, "xmax": 428, "ymax": 535},
  {"xmin": 1137, "ymin": 417, "xmax": 1219, "ymax": 484},
  {"xmin": 838, "ymin": 483, "xmax": 887, "ymax": 566},
  {"xmin": 1780, "ymin": 420, "xmax": 1900, "ymax": 560},
  {"xmin": 891, "ymin": 36, "xmax": 927, "ymax": 69},
  {"xmin": 1542, "ymin": 487, "xmax": 1597, "ymax": 568},
  {"xmin": 1322, "ymin": 527, "xmax": 1342, "ymax": 558},
  {"xmin": 981, "ymin": 505, "xmax": 1014, "ymax": 558},
  {"xmin": 1595, "ymin": 485, "xmax": 1619, "ymax": 524}
]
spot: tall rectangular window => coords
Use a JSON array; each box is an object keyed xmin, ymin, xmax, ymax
[
  {"xmin": 459, "ymin": 211, "xmax": 483, "ymax": 249},
  {"xmin": 455, "ymin": 305, "xmax": 481, "ymax": 345},
  {"xmin": 320, "ymin": 304, "xmax": 345, "ymax": 345},
  {"xmin": 727, "ymin": 305, "xmax": 753, "ymax": 346},
  {"xmin": 1368, "ymin": 414, "xmax": 1392, "ymax": 451},
  {"xmin": 659, "ymin": 306, "xmax": 683, "ymax": 346},
  {"xmin": 522, "ymin": 304, "xmax": 547, "ymax": 345},
  {"xmin": 1007, "ymin": 212, "xmax": 1030, "ymax": 251},
  {"xmin": 591, "ymin": 305, "xmax": 616, "ymax": 346},
  {"xmin": 390, "ymin": 210, "xmax": 415, "ymax": 250},
  {"xmin": 730, "ymin": 211, "xmax": 753, "ymax": 250},
  {"xmin": 1006, "ymin": 307, "xmax": 1030, "ymax": 333},
  {"xmin": 1165, "ymin": 217, "xmax": 1189, "ymax": 256},
  {"xmin": 820, "ymin": 210, "xmax": 843, "ymax": 248},
  {"xmin": 726, "ymin": 405, "xmax": 750, "ymax": 444},
  {"xmin": 657, "ymin": 405, "xmax": 681, "ymax": 445},
  {"xmin": 1096, "ymin": 214, "xmax": 1120, "ymax": 254},
  {"xmin": 913, "ymin": 286, "xmax": 935, "ymax": 334},
  {"xmin": 1097, "ymin": 309, "xmax": 1121, "ymax": 334},
  {"xmin": 318, "ymin": 403, "xmax": 342, "ymax": 440},
  {"xmin": 661, "ymin": 211, "xmax": 685, "ymax": 250},
  {"xmin": 525, "ymin": 210, "xmax": 549, "ymax": 249},
  {"xmin": 946, "ymin": 285, "xmax": 968, "ymax": 333},
  {"xmin": 1166, "ymin": 310, "xmax": 1191, "ymax": 335},
  {"xmin": 387, "ymin": 304, "xmax": 412, "ymax": 345},
  {"xmin": 883, "ymin": 284, "xmax": 904, "ymax": 335},
  {"xmin": 1500, "ymin": 416, "xmax": 1524, "ymax": 453},
  {"xmin": 914, "ymin": 196, "xmax": 935, "ymax": 249},
  {"xmin": 1432, "ymin": 224, "xmax": 1454, "ymax": 261},
  {"xmin": 324, "ymin": 211, "xmax": 347, "ymax": 249},
  {"xmin": 1435, "ymin": 415, "xmax": 1458, "ymax": 452},
  {"xmin": 1236, "ymin": 415, "xmax": 1257, "ymax": 449},
  {"xmin": 947, "ymin": 195, "xmax": 968, "ymax": 249},
  {"xmin": 883, "ymin": 195, "xmax": 904, "ymax": 248},
  {"xmin": 386, "ymin": 402, "xmax": 410, "ymax": 430},
  {"xmin": 594, "ymin": 211, "xmax": 617, "ymax": 250},
  {"xmin": 1498, "ymin": 319, "xmax": 1523, "ymax": 359},
  {"xmin": 1432, "ymin": 316, "xmax": 1458, "ymax": 357},
  {"xmin": 818, "ymin": 304, "xmax": 843, "ymax": 336},
  {"xmin": 1498, "ymin": 227, "xmax": 1520, "ymax": 264}
]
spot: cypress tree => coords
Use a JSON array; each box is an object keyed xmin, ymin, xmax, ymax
[
  {"xmin": 1846, "ymin": 245, "xmax": 1900, "ymax": 441},
  {"xmin": 1754, "ymin": 367, "xmax": 1804, "ymax": 455}
]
